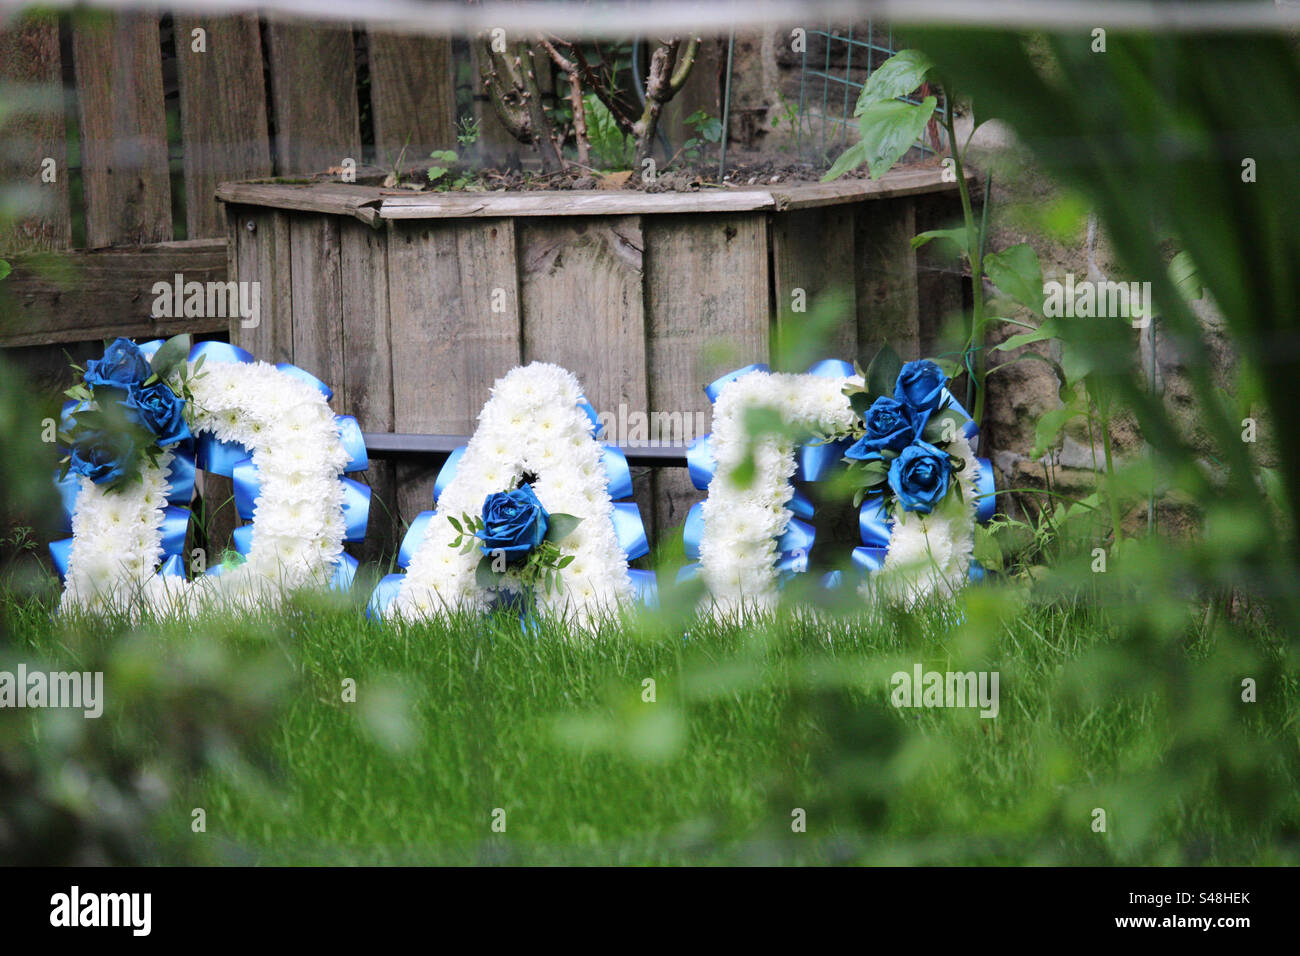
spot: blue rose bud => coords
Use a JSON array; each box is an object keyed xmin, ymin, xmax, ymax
[
  {"xmin": 888, "ymin": 440, "xmax": 952, "ymax": 514},
  {"xmin": 846, "ymin": 395, "xmax": 922, "ymax": 459},
  {"xmin": 893, "ymin": 359, "xmax": 947, "ymax": 415},
  {"xmin": 84, "ymin": 338, "xmax": 150, "ymax": 390},
  {"xmin": 68, "ymin": 428, "xmax": 138, "ymax": 486},
  {"xmin": 122, "ymin": 380, "xmax": 190, "ymax": 446},
  {"xmin": 477, "ymin": 483, "xmax": 549, "ymax": 563}
]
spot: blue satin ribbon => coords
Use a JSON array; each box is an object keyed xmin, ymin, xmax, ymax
[
  {"xmin": 188, "ymin": 341, "xmax": 254, "ymax": 365},
  {"xmin": 859, "ymin": 495, "xmax": 892, "ymax": 549},
  {"xmin": 612, "ymin": 501, "xmax": 649, "ymax": 560},
  {"xmin": 232, "ymin": 457, "xmax": 259, "ymax": 521},
  {"xmin": 973, "ymin": 457, "xmax": 995, "ymax": 524},
  {"xmin": 137, "ymin": 339, "xmax": 165, "ymax": 361},
  {"xmin": 968, "ymin": 560, "xmax": 986, "ymax": 584},
  {"xmin": 852, "ymin": 545, "xmax": 889, "ymax": 574},
  {"xmin": 195, "ymin": 433, "xmax": 250, "ymax": 477},
  {"xmin": 686, "ymin": 434, "xmax": 714, "ymax": 491},
  {"xmin": 232, "ymin": 523, "xmax": 253, "ymax": 556},
  {"xmin": 602, "ymin": 444, "xmax": 633, "ymax": 501},
  {"xmin": 682, "ymin": 501, "xmax": 704, "ymax": 560},
  {"xmin": 941, "ymin": 388, "xmax": 981, "ymax": 448},
  {"xmin": 341, "ymin": 478, "xmax": 371, "ymax": 543},
  {"xmin": 336, "ymin": 415, "xmax": 369, "ymax": 473},
  {"xmin": 676, "ymin": 563, "xmax": 700, "ymax": 583},
  {"xmin": 54, "ymin": 470, "xmax": 81, "ymax": 534},
  {"xmin": 627, "ymin": 568, "xmax": 659, "ymax": 608},
  {"xmin": 704, "ymin": 363, "xmax": 770, "ymax": 403},
  {"xmin": 577, "ymin": 398, "xmax": 602, "ymax": 437},
  {"xmin": 806, "ymin": 358, "xmax": 856, "ymax": 379},
  {"xmin": 787, "ymin": 488, "xmax": 814, "ymax": 521},
  {"xmin": 399, "ymin": 511, "xmax": 435, "ymax": 569},
  {"xmin": 49, "ymin": 538, "xmax": 72, "ymax": 580},
  {"xmin": 160, "ymin": 505, "xmax": 190, "ymax": 557},
  {"xmin": 777, "ymin": 517, "xmax": 816, "ymax": 556},
  {"xmin": 797, "ymin": 438, "xmax": 851, "ymax": 483},
  {"xmin": 330, "ymin": 553, "xmax": 358, "ymax": 592},
  {"xmin": 166, "ymin": 443, "xmax": 196, "ymax": 505},
  {"xmin": 434, "ymin": 446, "xmax": 466, "ymax": 504},
  {"xmin": 158, "ymin": 553, "xmax": 185, "ymax": 578},
  {"xmin": 367, "ymin": 572, "xmax": 405, "ymax": 619},
  {"xmin": 275, "ymin": 362, "xmax": 333, "ymax": 401}
]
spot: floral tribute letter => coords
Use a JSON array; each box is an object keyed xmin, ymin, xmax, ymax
[
  {"xmin": 52, "ymin": 337, "xmax": 370, "ymax": 616},
  {"xmin": 371, "ymin": 363, "xmax": 655, "ymax": 626}
]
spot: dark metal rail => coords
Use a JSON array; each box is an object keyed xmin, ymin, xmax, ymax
[{"xmin": 361, "ymin": 433, "xmax": 689, "ymax": 467}]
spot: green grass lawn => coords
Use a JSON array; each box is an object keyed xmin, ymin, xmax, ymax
[{"xmin": 4, "ymin": 581, "xmax": 1298, "ymax": 865}]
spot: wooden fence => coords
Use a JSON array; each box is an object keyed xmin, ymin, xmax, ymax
[{"xmin": 0, "ymin": 10, "xmax": 463, "ymax": 356}]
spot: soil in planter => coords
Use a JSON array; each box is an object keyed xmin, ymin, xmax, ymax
[{"xmin": 366, "ymin": 148, "xmax": 941, "ymax": 194}]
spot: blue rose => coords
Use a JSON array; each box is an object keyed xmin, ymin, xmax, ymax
[
  {"xmin": 477, "ymin": 483, "xmax": 549, "ymax": 563},
  {"xmin": 84, "ymin": 338, "xmax": 150, "ymax": 390},
  {"xmin": 68, "ymin": 428, "xmax": 138, "ymax": 486},
  {"xmin": 846, "ymin": 396, "xmax": 922, "ymax": 459},
  {"xmin": 122, "ymin": 380, "xmax": 190, "ymax": 446},
  {"xmin": 888, "ymin": 441, "xmax": 951, "ymax": 514},
  {"xmin": 894, "ymin": 360, "xmax": 947, "ymax": 415}
]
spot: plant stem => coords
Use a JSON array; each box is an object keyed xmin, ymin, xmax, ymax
[
  {"xmin": 941, "ymin": 84, "xmax": 986, "ymax": 431},
  {"xmin": 1099, "ymin": 398, "xmax": 1124, "ymax": 546}
]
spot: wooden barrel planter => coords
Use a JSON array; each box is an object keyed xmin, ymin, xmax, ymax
[{"xmin": 216, "ymin": 167, "xmax": 965, "ymax": 561}]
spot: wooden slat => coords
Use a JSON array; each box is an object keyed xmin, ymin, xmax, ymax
[
  {"xmin": 227, "ymin": 206, "xmax": 294, "ymax": 363},
  {"xmin": 175, "ymin": 14, "xmax": 272, "ymax": 239},
  {"xmin": 913, "ymin": 190, "xmax": 968, "ymax": 357},
  {"xmin": 517, "ymin": 216, "xmax": 654, "ymax": 531},
  {"xmin": 288, "ymin": 215, "xmax": 344, "ymax": 392},
  {"xmin": 267, "ymin": 22, "xmax": 361, "ymax": 176},
  {"xmin": 379, "ymin": 189, "xmax": 778, "ymax": 219},
  {"xmin": 0, "ymin": 15, "xmax": 71, "ymax": 254},
  {"xmin": 644, "ymin": 213, "xmax": 770, "ymax": 540},
  {"xmin": 386, "ymin": 219, "xmax": 522, "ymax": 525},
  {"xmin": 340, "ymin": 219, "xmax": 396, "ymax": 563},
  {"xmin": 367, "ymin": 32, "xmax": 456, "ymax": 162},
  {"xmin": 770, "ymin": 167, "xmax": 966, "ymax": 210},
  {"xmin": 855, "ymin": 198, "xmax": 921, "ymax": 362},
  {"xmin": 770, "ymin": 204, "xmax": 858, "ymax": 365},
  {"xmin": 0, "ymin": 240, "xmax": 227, "ymax": 347},
  {"xmin": 72, "ymin": 13, "xmax": 172, "ymax": 248},
  {"xmin": 216, "ymin": 182, "xmax": 383, "ymax": 224}
]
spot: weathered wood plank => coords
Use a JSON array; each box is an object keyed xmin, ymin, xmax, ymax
[
  {"xmin": 216, "ymin": 182, "xmax": 383, "ymax": 224},
  {"xmin": 771, "ymin": 167, "xmax": 966, "ymax": 210},
  {"xmin": 267, "ymin": 22, "xmax": 361, "ymax": 176},
  {"xmin": 517, "ymin": 216, "xmax": 654, "ymax": 530},
  {"xmin": 339, "ymin": 219, "xmax": 396, "ymax": 563},
  {"xmin": 644, "ymin": 213, "xmax": 770, "ymax": 541},
  {"xmin": 0, "ymin": 240, "xmax": 227, "ymax": 347},
  {"xmin": 367, "ymin": 32, "xmax": 457, "ymax": 162},
  {"xmin": 174, "ymin": 14, "xmax": 272, "ymax": 239},
  {"xmin": 288, "ymin": 215, "xmax": 344, "ymax": 393},
  {"xmin": 72, "ymin": 13, "xmax": 172, "ymax": 247},
  {"xmin": 770, "ymin": 204, "xmax": 858, "ymax": 365},
  {"xmin": 386, "ymin": 219, "xmax": 522, "ymax": 525},
  {"xmin": 227, "ymin": 206, "xmax": 294, "ymax": 363},
  {"xmin": 0, "ymin": 15, "xmax": 71, "ymax": 254},
  {"xmin": 855, "ymin": 198, "xmax": 920, "ymax": 363},
  {"xmin": 912, "ymin": 190, "xmax": 968, "ymax": 357},
  {"xmin": 379, "ymin": 189, "xmax": 777, "ymax": 219}
]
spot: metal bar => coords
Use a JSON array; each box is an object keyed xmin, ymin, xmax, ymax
[{"xmin": 362, "ymin": 432, "xmax": 691, "ymax": 468}]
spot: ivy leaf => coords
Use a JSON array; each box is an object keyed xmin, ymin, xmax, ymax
[
  {"xmin": 820, "ymin": 138, "xmax": 869, "ymax": 182},
  {"xmin": 545, "ymin": 513, "xmax": 583, "ymax": 543},
  {"xmin": 1030, "ymin": 404, "xmax": 1079, "ymax": 459},
  {"xmin": 995, "ymin": 318, "xmax": 1062, "ymax": 352},
  {"xmin": 475, "ymin": 555, "xmax": 499, "ymax": 590},
  {"xmin": 865, "ymin": 344, "xmax": 902, "ymax": 399},
  {"xmin": 150, "ymin": 333, "xmax": 191, "ymax": 380},
  {"xmin": 912, "ymin": 227, "xmax": 971, "ymax": 260},
  {"xmin": 983, "ymin": 243, "xmax": 1044, "ymax": 313},
  {"xmin": 856, "ymin": 96, "xmax": 937, "ymax": 180},
  {"xmin": 857, "ymin": 49, "xmax": 934, "ymax": 110},
  {"xmin": 922, "ymin": 407, "xmax": 971, "ymax": 445}
]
